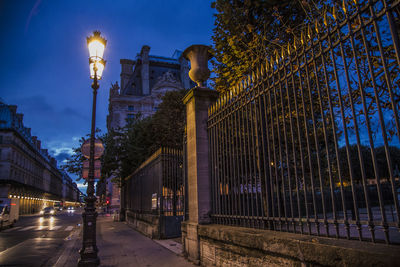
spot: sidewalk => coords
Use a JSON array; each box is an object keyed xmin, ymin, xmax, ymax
[{"xmin": 55, "ymin": 214, "xmax": 194, "ymax": 267}]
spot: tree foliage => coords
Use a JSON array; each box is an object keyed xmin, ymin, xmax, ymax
[
  {"xmin": 62, "ymin": 90, "xmax": 187, "ymax": 189},
  {"xmin": 101, "ymin": 89, "xmax": 188, "ymax": 183},
  {"xmin": 211, "ymin": 0, "xmax": 324, "ymax": 93}
]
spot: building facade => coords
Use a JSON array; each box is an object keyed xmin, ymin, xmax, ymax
[
  {"xmin": 0, "ymin": 102, "xmax": 80, "ymax": 214},
  {"xmin": 106, "ymin": 45, "xmax": 194, "ymax": 211},
  {"xmin": 107, "ymin": 45, "xmax": 194, "ymax": 129}
]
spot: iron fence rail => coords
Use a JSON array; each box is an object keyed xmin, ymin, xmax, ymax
[
  {"xmin": 125, "ymin": 147, "xmax": 184, "ymax": 216},
  {"xmin": 208, "ymin": 0, "xmax": 400, "ymax": 244}
]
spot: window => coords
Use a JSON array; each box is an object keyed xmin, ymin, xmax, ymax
[
  {"xmin": 153, "ymin": 106, "xmax": 159, "ymax": 111},
  {"xmin": 128, "ymin": 105, "xmax": 134, "ymax": 111},
  {"xmin": 127, "ymin": 114, "xmax": 135, "ymax": 119}
]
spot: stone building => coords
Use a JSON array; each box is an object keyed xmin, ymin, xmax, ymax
[
  {"xmin": 105, "ymin": 45, "xmax": 194, "ymax": 210},
  {"xmin": 0, "ymin": 101, "xmax": 80, "ymax": 214},
  {"xmin": 107, "ymin": 45, "xmax": 194, "ymax": 129}
]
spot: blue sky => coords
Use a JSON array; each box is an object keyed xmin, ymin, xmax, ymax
[{"xmin": 0, "ymin": 0, "xmax": 215, "ymax": 191}]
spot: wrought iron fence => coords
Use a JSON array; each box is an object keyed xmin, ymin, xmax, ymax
[
  {"xmin": 208, "ymin": 0, "xmax": 400, "ymax": 244},
  {"xmin": 125, "ymin": 147, "xmax": 184, "ymax": 216}
]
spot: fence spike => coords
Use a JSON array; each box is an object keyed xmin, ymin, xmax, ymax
[
  {"xmin": 315, "ymin": 20, "xmax": 319, "ymax": 34},
  {"xmin": 265, "ymin": 60, "xmax": 269, "ymax": 73},
  {"xmin": 342, "ymin": 0, "xmax": 347, "ymax": 15},
  {"xmin": 251, "ymin": 71, "xmax": 255, "ymax": 84},
  {"xmin": 307, "ymin": 24, "xmax": 312, "ymax": 39},
  {"xmin": 287, "ymin": 44, "xmax": 291, "ymax": 55},
  {"xmin": 275, "ymin": 50, "xmax": 279, "ymax": 64},
  {"xmin": 281, "ymin": 46, "xmax": 284, "ymax": 59},
  {"xmin": 270, "ymin": 57, "xmax": 274, "ymax": 70},
  {"xmin": 301, "ymin": 31, "xmax": 304, "ymax": 45},
  {"xmin": 353, "ymin": 0, "xmax": 357, "ymax": 5},
  {"xmin": 260, "ymin": 63, "xmax": 264, "ymax": 76},
  {"xmin": 293, "ymin": 38, "xmax": 297, "ymax": 50},
  {"xmin": 332, "ymin": 5, "xmax": 337, "ymax": 21},
  {"xmin": 248, "ymin": 74, "xmax": 252, "ymax": 87},
  {"xmin": 324, "ymin": 10, "xmax": 328, "ymax": 27}
]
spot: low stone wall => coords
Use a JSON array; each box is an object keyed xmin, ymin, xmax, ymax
[
  {"xmin": 125, "ymin": 210, "xmax": 160, "ymax": 239},
  {"xmin": 182, "ymin": 222, "xmax": 400, "ymax": 267}
]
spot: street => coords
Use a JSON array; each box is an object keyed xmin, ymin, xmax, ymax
[{"xmin": 0, "ymin": 208, "xmax": 82, "ymax": 266}]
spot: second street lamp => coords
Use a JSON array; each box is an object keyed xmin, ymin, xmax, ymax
[{"xmin": 78, "ymin": 30, "xmax": 107, "ymax": 267}]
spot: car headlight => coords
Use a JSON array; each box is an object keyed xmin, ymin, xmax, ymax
[
  {"xmin": 40, "ymin": 211, "xmax": 44, "ymax": 214},
  {"xmin": 50, "ymin": 210, "xmax": 54, "ymax": 214}
]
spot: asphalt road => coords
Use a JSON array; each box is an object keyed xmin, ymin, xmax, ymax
[{"xmin": 0, "ymin": 208, "xmax": 82, "ymax": 266}]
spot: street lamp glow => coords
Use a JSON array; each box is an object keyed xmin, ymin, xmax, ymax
[
  {"xmin": 87, "ymin": 31, "xmax": 106, "ymax": 59},
  {"xmin": 87, "ymin": 31, "xmax": 107, "ymax": 80}
]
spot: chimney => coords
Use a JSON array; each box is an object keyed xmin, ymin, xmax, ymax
[
  {"xmin": 120, "ymin": 59, "xmax": 135, "ymax": 90},
  {"xmin": 140, "ymin": 45, "xmax": 150, "ymax": 95}
]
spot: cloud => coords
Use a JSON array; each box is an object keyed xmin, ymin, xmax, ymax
[{"xmin": 54, "ymin": 152, "xmax": 71, "ymax": 163}]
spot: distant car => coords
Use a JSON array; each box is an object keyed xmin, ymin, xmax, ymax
[
  {"xmin": 40, "ymin": 207, "xmax": 56, "ymax": 216},
  {"xmin": 67, "ymin": 206, "xmax": 75, "ymax": 212}
]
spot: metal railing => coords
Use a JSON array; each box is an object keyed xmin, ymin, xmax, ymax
[
  {"xmin": 208, "ymin": 0, "xmax": 400, "ymax": 244},
  {"xmin": 125, "ymin": 147, "xmax": 184, "ymax": 216}
]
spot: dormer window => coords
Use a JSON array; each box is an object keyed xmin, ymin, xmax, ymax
[{"xmin": 128, "ymin": 105, "xmax": 134, "ymax": 111}]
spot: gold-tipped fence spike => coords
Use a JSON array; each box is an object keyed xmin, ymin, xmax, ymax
[
  {"xmin": 332, "ymin": 5, "xmax": 337, "ymax": 21},
  {"xmin": 353, "ymin": 0, "xmax": 357, "ymax": 5},
  {"xmin": 281, "ymin": 47, "xmax": 284, "ymax": 59},
  {"xmin": 315, "ymin": 20, "xmax": 319, "ymax": 34},
  {"xmin": 307, "ymin": 24, "xmax": 312, "ymax": 39},
  {"xmin": 301, "ymin": 31, "xmax": 304, "ymax": 45},
  {"xmin": 342, "ymin": 0, "xmax": 347, "ymax": 14},
  {"xmin": 248, "ymin": 75, "xmax": 251, "ymax": 86},
  {"xmin": 287, "ymin": 44, "xmax": 291, "ymax": 55},
  {"xmin": 293, "ymin": 38, "xmax": 297, "ymax": 50},
  {"xmin": 251, "ymin": 71, "xmax": 255, "ymax": 84},
  {"xmin": 270, "ymin": 58, "xmax": 274, "ymax": 70},
  {"xmin": 260, "ymin": 64, "xmax": 264, "ymax": 77},
  {"xmin": 324, "ymin": 10, "xmax": 328, "ymax": 27},
  {"xmin": 265, "ymin": 60, "xmax": 269, "ymax": 73}
]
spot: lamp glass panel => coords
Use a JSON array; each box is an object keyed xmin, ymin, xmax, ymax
[
  {"xmin": 89, "ymin": 61, "xmax": 105, "ymax": 79},
  {"xmin": 88, "ymin": 40, "xmax": 105, "ymax": 59}
]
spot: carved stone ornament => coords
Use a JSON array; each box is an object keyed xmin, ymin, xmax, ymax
[{"xmin": 183, "ymin": 44, "xmax": 212, "ymax": 87}]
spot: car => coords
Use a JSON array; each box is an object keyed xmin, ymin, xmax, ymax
[
  {"xmin": 67, "ymin": 206, "xmax": 75, "ymax": 212},
  {"xmin": 40, "ymin": 207, "xmax": 56, "ymax": 216}
]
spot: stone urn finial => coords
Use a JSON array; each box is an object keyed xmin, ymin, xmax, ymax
[{"xmin": 183, "ymin": 44, "xmax": 212, "ymax": 87}]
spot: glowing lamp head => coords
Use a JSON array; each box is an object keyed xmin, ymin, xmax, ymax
[
  {"xmin": 87, "ymin": 31, "xmax": 107, "ymax": 80},
  {"xmin": 89, "ymin": 58, "xmax": 106, "ymax": 80}
]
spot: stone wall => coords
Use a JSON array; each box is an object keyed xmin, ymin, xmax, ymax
[
  {"xmin": 181, "ymin": 222, "xmax": 400, "ymax": 267},
  {"xmin": 125, "ymin": 210, "xmax": 160, "ymax": 239}
]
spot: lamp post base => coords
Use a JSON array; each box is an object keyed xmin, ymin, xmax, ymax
[
  {"xmin": 78, "ymin": 198, "xmax": 100, "ymax": 266},
  {"xmin": 78, "ymin": 256, "xmax": 100, "ymax": 267}
]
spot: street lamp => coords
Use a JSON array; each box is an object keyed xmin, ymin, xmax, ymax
[{"xmin": 78, "ymin": 30, "xmax": 106, "ymax": 267}]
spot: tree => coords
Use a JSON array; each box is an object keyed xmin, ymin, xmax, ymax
[
  {"xmin": 211, "ymin": 0, "xmax": 324, "ymax": 93},
  {"xmin": 102, "ymin": 89, "xmax": 188, "ymax": 182}
]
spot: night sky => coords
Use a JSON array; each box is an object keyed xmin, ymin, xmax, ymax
[{"xmin": 0, "ymin": 0, "xmax": 214, "ymax": 190}]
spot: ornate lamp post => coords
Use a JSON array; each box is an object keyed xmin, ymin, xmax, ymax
[{"xmin": 78, "ymin": 30, "xmax": 106, "ymax": 267}]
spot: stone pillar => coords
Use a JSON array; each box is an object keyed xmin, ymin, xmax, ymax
[
  {"xmin": 181, "ymin": 45, "xmax": 218, "ymax": 264},
  {"xmin": 140, "ymin": 45, "xmax": 150, "ymax": 95}
]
